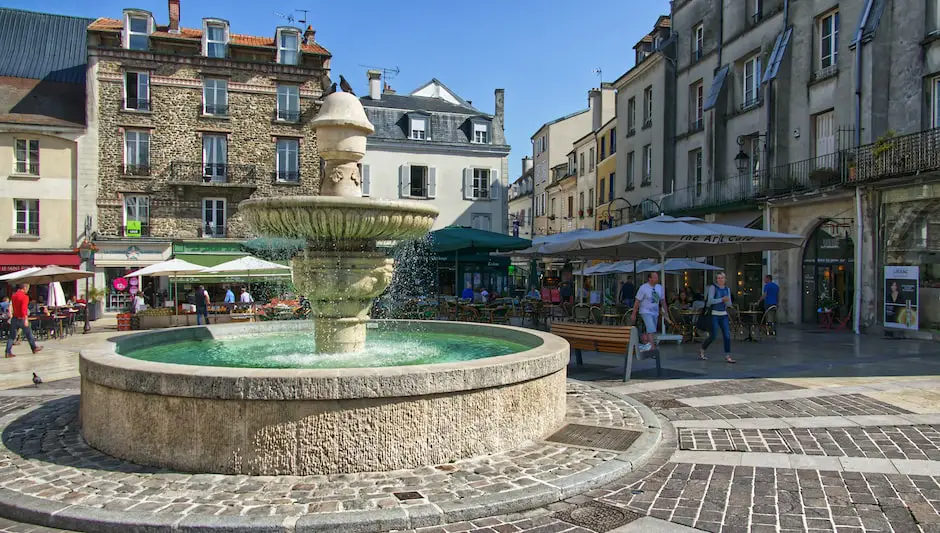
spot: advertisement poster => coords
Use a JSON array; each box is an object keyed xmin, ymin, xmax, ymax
[{"xmin": 884, "ymin": 266, "xmax": 919, "ymax": 330}]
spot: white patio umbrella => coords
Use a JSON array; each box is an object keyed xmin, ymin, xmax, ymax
[
  {"xmin": 11, "ymin": 266, "xmax": 94, "ymax": 285},
  {"xmin": 201, "ymin": 256, "xmax": 289, "ymax": 315},
  {"xmin": 0, "ymin": 267, "xmax": 41, "ymax": 281},
  {"xmin": 539, "ymin": 215, "xmax": 804, "ymax": 342},
  {"xmin": 47, "ymin": 282, "xmax": 66, "ymax": 308},
  {"xmin": 125, "ymin": 259, "xmax": 206, "ymax": 323},
  {"xmin": 639, "ymin": 258, "xmax": 723, "ymax": 273}
]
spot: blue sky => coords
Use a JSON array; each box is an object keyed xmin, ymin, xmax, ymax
[{"xmin": 8, "ymin": 0, "xmax": 671, "ymax": 181}]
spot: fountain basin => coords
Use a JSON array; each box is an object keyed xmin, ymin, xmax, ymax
[{"xmin": 79, "ymin": 321, "xmax": 569, "ymax": 475}]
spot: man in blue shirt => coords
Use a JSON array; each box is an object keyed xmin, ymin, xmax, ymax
[
  {"xmin": 223, "ymin": 286, "xmax": 235, "ymax": 311},
  {"xmin": 758, "ymin": 274, "xmax": 779, "ymax": 311}
]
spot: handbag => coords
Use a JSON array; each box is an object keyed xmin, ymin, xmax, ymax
[{"xmin": 695, "ymin": 285, "xmax": 716, "ymax": 331}]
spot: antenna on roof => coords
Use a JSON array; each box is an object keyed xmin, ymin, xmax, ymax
[
  {"xmin": 273, "ymin": 11, "xmax": 296, "ymax": 24},
  {"xmin": 592, "ymin": 67, "xmax": 603, "ymax": 84},
  {"xmin": 358, "ymin": 64, "xmax": 401, "ymax": 84},
  {"xmin": 296, "ymin": 9, "xmax": 308, "ymax": 25}
]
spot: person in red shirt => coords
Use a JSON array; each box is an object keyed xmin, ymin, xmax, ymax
[{"xmin": 5, "ymin": 284, "xmax": 42, "ymax": 358}]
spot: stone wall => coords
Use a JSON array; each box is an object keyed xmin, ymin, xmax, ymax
[{"xmin": 94, "ymin": 50, "xmax": 325, "ymax": 239}]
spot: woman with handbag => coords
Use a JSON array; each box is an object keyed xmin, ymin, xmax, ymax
[{"xmin": 698, "ymin": 272, "xmax": 736, "ymax": 363}]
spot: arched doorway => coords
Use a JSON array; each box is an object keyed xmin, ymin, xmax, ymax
[{"xmin": 802, "ymin": 219, "xmax": 854, "ymax": 323}]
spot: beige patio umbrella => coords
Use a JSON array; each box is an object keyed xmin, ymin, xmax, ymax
[{"xmin": 11, "ymin": 266, "xmax": 94, "ymax": 285}]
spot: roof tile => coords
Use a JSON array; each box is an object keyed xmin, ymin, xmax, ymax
[{"xmin": 0, "ymin": 8, "xmax": 94, "ymax": 84}]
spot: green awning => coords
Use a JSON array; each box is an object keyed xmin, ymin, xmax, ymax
[
  {"xmin": 174, "ymin": 253, "xmax": 247, "ymax": 267},
  {"xmin": 430, "ymin": 226, "xmax": 531, "ymax": 254}
]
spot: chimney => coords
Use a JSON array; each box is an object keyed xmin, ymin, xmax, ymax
[
  {"xmin": 168, "ymin": 0, "xmax": 180, "ymax": 32},
  {"xmin": 367, "ymin": 70, "xmax": 382, "ymax": 100},
  {"xmin": 522, "ymin": 156, "xmax": 533, "ymax": 175},
  {"xmin": 493, "ymin": 88, "xmax": 505, "ymax": 144},
  {"xmin": 383, "ymin": 83, "xmax": 396, "ymax": 95},
  {"xmin": 589, "ymin": 88, "xmax": 602, "ymax": 132},
  {"xmin": 303, "ymin": 25, "xmax": 316, "ymax": 45}
]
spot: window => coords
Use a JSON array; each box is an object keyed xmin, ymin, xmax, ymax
[
  {"xmin": 127, "ymin": 16, "xmax": 149, "ymax": 50},
  {"xmin": 690, "ymin": 80, "xmax": 704, "ymax": 130},
  {"xmin": 642, "ymin": 144, "xmax": 652, "ymax": 185},
  {"xmin": 472, "ymin": 168, "xmax": 490, "ymax": 199},
  {"xmin": 579, "ymin": 153, "xmax": 585, "ymax": 176},
  {"xmin": 608, "ymin": 172, "xmax": 615, "ymax": 202},
  {"xmin": 276, "ymin": 85, "xmax": 300, "ymax": 121},
  {"xmin": 643, "ymin": 86, "xmax": 653, "ymax": 126},
  {"xmin": 690, "ymin": 149, "xmax": 703, "ymax": 196},
  {"xmin": 693, "ymin": 23, "xmax": 704, "ymax": 61},
  {"xmin": 627, "ymin": 97, "xmax": 636, "ymax": 133},
  {"xmin": 933, "ymin": 77, "xmax": 940, "ymax": 128},
  {"xmin": 599, "ymin": 178, "xmax": 606, "ymax": 204},
  {"xmin": 411, "ymin": 165, "xmax": 428, "ymax": 197},
  {"xmin": 202, "ymin": 135, "xmax": 227, "ymax": 182},
  {"xmin": 124, "ymin": 72, "xmax": 150, "ymax": 111},
  {"xmin": 626, "ymin": 151, "xmax": 635, "ymax": 189},
  {"xmin": 410, "ymin": 116, "xmax": 427, "ymax": 140},
  {"xmin": 276, "ymin": 138, "xmax": 299, "ymax": 182},
  {"xmin": 589, "ymin": 148, "xmax": 595, "ymax": 170},
  {"xmin": 278, "ymin": 30, "xmax": 299, "ymax": 65},
  {"xmin": 206, "ymin": 24, "xmax": 226, "ymax": 58},
  {"xmin": 473, "ymin": 122, "xmax": 489, "ymax": 143},
  {"xmin": 610, "ymin": 127, "xmax": 616, "ymax": 154},
  {"xmin": 203, "ymin": 78, "xmax": 227, "ymax": 115},
  {"xmin": 123, "ymin": 195, "xmax": 150, "ymax": 237},
  {"xmin": 124, "ymin": 131, "xmax": 150, "ymax": 175},
  {"xmin": 550, "ymin": 198, "xmax": 556, "ymax": 217},
  {"xmin": 14, "ymin": 199, "xmax": 39, "ymax": 236},
  {"xmin": 600, "ymin": 138, "xmax": 606, "ymax": 161},
  {"xmin": 14, "ymin": 139, "xmax": 39, "ymax": 175},
  {"xmin": 578, "ymin": 192, "xmax": 585, "ymax": 213},
  {"xmin": 471, "ymin": 214, "xmax": 491, "ymax": 231},
  {"xmin": 567, "ymin": 195, "xmax": 574, "ymax": 219},
  {"xmin": 813, "ymin": 110, "xmax": 836, "ymax": 159},
  {"xmin": 202, "ymin": 198, "xmax": 226, "ymax": 238},
  {"xmin": 818, "ymin": 10, "xmax": 839, "ymax": 71},
  {"xmin": 588, "ymin": 188, "xmax": 595, "ymax": 210},
  {"xmin": 932, "ymin": 0, "xmax": 940, "ymax": 34},
  {"xmin": 743, "ymin": 55, "xmax": 761, "ymax": 108}
]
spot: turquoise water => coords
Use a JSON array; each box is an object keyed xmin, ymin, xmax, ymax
[{"xmin": 119, "ymin": 330, "xmax": 532, "ymax": 369}]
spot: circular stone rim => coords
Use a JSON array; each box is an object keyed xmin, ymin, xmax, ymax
[
  {"xmin": 238, "ymin": 195, "xmax": 441, "ymax": 218},
  {"xmin": 79, "ymin": 320, "xmax": 569, "ymax": 401}
]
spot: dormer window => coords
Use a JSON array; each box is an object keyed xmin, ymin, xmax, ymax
[
  {"xmin": 203, "ymin": 20, "xmax": 229, "ymax": 58},
  {"xmin": 277, "ymin": 29, "xmax": 300, "ymax": 65},
  {"xmin": 409, "ymin": 116, "xmax": 427, "ymax": 140},
  {"xmin": 472, "ymin": 122, "xmax": 490, "ymax": 144},
  {"xmin": 124, "ymin": 11, "xmax": 152, "ymax": 51}
]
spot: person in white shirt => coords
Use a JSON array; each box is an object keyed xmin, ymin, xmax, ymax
[
  {"xmin": 133, "ymin": 293, "xmax": 146, "ymax": 313},
  {"xmin": 630, "ymin": 272, "xmax": 669, "ymax": 351},
  {"xmin": 239, "ymin": 288, "xmax": 254, "ymax": 304}
]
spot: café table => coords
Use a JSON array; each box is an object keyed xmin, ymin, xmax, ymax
[{"xmin": 737, "ymin": 310, "xmax": 763, "ymax": 342}]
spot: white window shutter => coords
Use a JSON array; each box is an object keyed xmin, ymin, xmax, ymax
[
  {"xmin": 399, "ymin": 165, "xmax": 410, "ymax": 198},
  {"xmin": 489, "ymin": 168, "xmax": 500, "ymax": 200},
  {"xmin": 361, "ymin": 164, "xmax": 370, "ymax": 197},
  {"xmin": 463, "ymin": 168, "xmax": 473, "ymax": 200},
  {"xmin": 428, "ymin": 167, "xmax": 437, "ymax": 198}
]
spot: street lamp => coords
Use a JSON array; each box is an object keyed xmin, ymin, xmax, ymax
[
  {"xmin": 606, "ymin": 197, "xmax": 631, "ymax": 228},
  {"xmin": 76, "ymin": 240, "xmax": 96, "ymax": 334},
  {"xmin": 735, "ymin": 134, "xmax": 768, "ymax": 175},
  {"xmin": 638, "ymin": 198, "xmax": 663, "ymax": 220}
]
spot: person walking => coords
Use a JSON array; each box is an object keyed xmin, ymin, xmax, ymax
[
  {"xmin": 223, "ymin": 286, "xmax": 235, "ymax": 312},
  {"xmin": 699, "ymin": 272, "xmax": 736, "ymax": 363},
  {"xmin": 619, "ymin": 279, "xmax": 635, "ymax": 306},
  {"xmin": 630, "ymin": 272, "xmax": 668, "ymax": 352},
  {"xmin": 239, "ymin": 287, "xmax": 254, "ymax": 304},
  {"xmin": 757, "ymin": 274, "xmax": 779, "ymax": 311},
  {"xmin": 195, "ymin": 285, "xmax": 210, "ymax": 325},
  {"xmin": 5, "ymin": 284, "xmax": 42, "ymax": 358}
]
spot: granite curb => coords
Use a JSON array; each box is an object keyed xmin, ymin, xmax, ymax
[{"xmin": 0, "ymin": 382, "xmax": 665, "ymax": 532}]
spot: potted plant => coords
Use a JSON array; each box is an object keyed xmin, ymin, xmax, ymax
[
  {"xmin": 578, "ymin": 209, "xmax": 584, "ymax": 218},
  {"xmin": 587, "ymin": 207, "xmax": 594, "ymax": 216},
  {"xmin": 86, "ymin": 286, "xmax": 106, "ymax": 321},
  {"xmin": 818, "ymin": 295, "xmax": 836, "ymax": 313}
]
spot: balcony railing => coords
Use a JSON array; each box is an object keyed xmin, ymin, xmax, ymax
[
  {"xmin": 170, "ymin": 162, "xmax": 257, "ymax": 186},
  {"xmin": 689, "ymin": 118, "xmax": 704, "ymax": 133},
  {"xmin": 650, "ymin": 127, "xmax": 940, "ymax": 216},
  {"xmin": 202, "ymin": 224, "xmax": 226, "ymax": 238},
  {"xmin": 203, "ymin": 104, "xmax": 229, "ymax": 116},
  {"xmin": 276, "ymin": 109, "xmax": 301, "ymax": 122},
  {"xmin": 121, "ymin": 164, "xmax": 151, "ymax": 177},
  {"xmin": 272, "ymin": 171, "xmax": 300, "ymax": 183},
  {"xmin": 122, "ymin": 98, "xmax": 150, "ymax": 112}
]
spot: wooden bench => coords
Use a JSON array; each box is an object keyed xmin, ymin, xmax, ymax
[{"xmin": 550, "ymin": 322, "xmax": 662, "ymax": 382}]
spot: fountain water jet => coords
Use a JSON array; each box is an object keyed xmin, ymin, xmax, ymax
[{"xmin": 239, "ymin": 92, "xmax": 439, "ymax": 352}]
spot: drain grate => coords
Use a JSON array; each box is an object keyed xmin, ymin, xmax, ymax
[
  {"xmin": 392, "ymin": 491, "xmax": 424, "ymax": 501},
  {"xmin": 546, "ymin": 423, "xmax": 642, "ymax": 451},
  {"xmin": 646, "ymin": 399, "xmax": 685, "ymax": 409},
  {"xmin": 554, "ymin": 501, "xmax": 642, "ymax": 531}
]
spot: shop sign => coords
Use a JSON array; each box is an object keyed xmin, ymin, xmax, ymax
[
  {"xmin": 173, "ymin": 241, "xmax": 244, "ymax": 254},
  {"xmin": 126, "ymin": 220, "xmax": 142, "ymax": 238},
  {"xmin": 884, "ymin": 266, "xmax": 919, "ymax": 330},
  {"xmin": 113, "ymin": 277, "xmax": 128, "ymax": 291}
]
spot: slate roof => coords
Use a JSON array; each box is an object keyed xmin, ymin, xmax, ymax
[
  {"xmin": 0, "ymin": 8, "xmax": 94, "ymax": 84},
  {"xmin": 87, "ymin": 17, "xmax": 331, "ymax": 56},
  {"xmin": 0, "ymin": 76, "xmax": 85, "ymax": 128},
  {"xmin": 360, "ymin": 93, "xmax": 487, "ymax": 116}
]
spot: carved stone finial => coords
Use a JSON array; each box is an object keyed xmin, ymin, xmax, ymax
[{"xmin": 310, "ymin": 92, "xmax": 374, "ymax": 198}]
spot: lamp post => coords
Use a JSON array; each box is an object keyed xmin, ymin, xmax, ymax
[
  {"xmin": 734, "ymin": 134, "xmax": 768, "ymax": 177},
  {"xmin": 638, "ymin": 198, "xmax": 663, "ymax": 220},
  {"xmin": 606, "ymin": 197, "xmax": 631, "ymax": 228},
  {"xmin": 76, "ymin": 240, "xmax": 95, "ymax": 334}
]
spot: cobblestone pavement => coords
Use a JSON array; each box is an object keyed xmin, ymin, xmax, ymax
[{"xmin": 657, "ymin": 394, "xmax": 912, "ymax": 421}]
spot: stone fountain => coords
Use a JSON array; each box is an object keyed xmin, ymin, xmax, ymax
[{"xmin": 239, "ymin": 92, "xmax": 439, "ymax": 352}]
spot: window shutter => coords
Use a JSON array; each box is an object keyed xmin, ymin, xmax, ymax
[
  {"xmin": 361, "ymin": 164, "xmax": 370, "ymax": 196},
  {"xmin": 399, "ymin": 165, "xmax": 410, "ymax": 198},
  {"xmin": 463, "ymin": 168, "xmax": 473, "ymax": 200},
  {"xmin": 489, "ymin": 168, "xmax": 500, "ymax": 200},
  {"xmin": 428, "ymin": 167, "xmax": 437, "ymax": 198}
]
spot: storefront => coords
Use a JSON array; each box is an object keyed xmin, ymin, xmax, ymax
[
  {"xmin": 92, "ymin": 240, "xmax": 172, "ymax": 311},
  {"xmin": 880, "ymin": 182, "xmax": 940, "ymax": 333},
  {"xmin": 0, "ymin": 250, "xmax": 81, "ymax": 300},
  {"xmin": 170, "ymin": 240, "xmax": 251, "ymax": 303},
  {"xmin": 802, "ymin": 219, "xmax": 855, "ymax": 323},
  {"xmin": 708, "ymin": 211, "xmax": 764, "ymax": 309},
  {"xmin": 435, "ymin": 253, "xmax": 510, "ymax": 297}
]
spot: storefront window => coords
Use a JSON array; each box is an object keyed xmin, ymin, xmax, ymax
[
  {"xmin": 882, "ymin": 185, "xmax": 940, "ymax": 331},
  {"xmin": 802, "ymin": 219, "xmax": 854, "ymax": 323}
]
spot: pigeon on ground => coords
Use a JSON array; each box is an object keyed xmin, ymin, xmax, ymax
[
  {"xmin": 32, "ymin": 373, "xmax": 42, "ymax": 387},
  {"xmin": 339, "ymin": 75, "xmax": 355, "ymax": 95}
]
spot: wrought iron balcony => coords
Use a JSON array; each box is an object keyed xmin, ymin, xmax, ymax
[
  {"xmin": 122, "ymin": 98, "xmax": 150, "ymax": 112},
  {"xmin": 170, "ymin": 162, "xmax": 258, "ymax": 187},
  {"xmin": 203, "ymin": 104, "xmax": 229, "ymax": 116},
  {"xmin": 276, "ymin": 109, "xmax": 301, "ymax": 122},
  {"xmin": 272, "ymin": 171, "xmax": 300, "ymax": 183},
  {"xmin": 201, "ymin": 224, "xmax": 226, "ymax": 238},
  {"xmin": 121, "ymin": 164, "xmax": 151, "ymax": 177}
]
